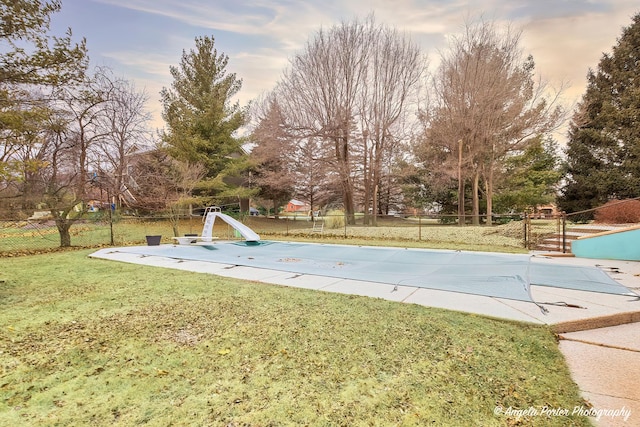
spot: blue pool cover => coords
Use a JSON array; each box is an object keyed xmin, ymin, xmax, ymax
[{"xmin": 113, "ymin": 241, "xmax": 638, "ymax": 305}]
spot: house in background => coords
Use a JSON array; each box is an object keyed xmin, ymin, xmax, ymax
[
  {"xmin": 531, "ymin": 203, "xmax": 560, "ymax": 219},
  {"xmin": 284, "ymin": 199, "xmax": 310, "ymax": 213}
]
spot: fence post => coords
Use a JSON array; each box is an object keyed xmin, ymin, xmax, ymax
[
  {"xmin": 418, "ymin": 214, "xmax": 422, "ymax": 241},
  {"xmin": 523, "ymin": 213, "xmax": 528, "ymax": 249},
  {"xmin": 562, "ymin": 212, "xmax": 567, "ymax": 254},
  {"xmin": 344, "ymin": 212, "xmax": 347, "ymax": 238},
  {"xmin": 108, "ymin": 200, "xmax": 114, "ymax": 246}
]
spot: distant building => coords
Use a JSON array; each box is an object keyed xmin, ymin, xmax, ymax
[
  {"xmin": 285, "ymin": 199, "xmax": 310, "ymax": 213},
  {"xmin": 531, "ymin": 204, "xmax": 560, "ymax": 218}
]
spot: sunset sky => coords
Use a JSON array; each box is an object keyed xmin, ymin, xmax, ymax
[{"xmin": 51, "ymin": 0, "xmax": 639, "ymax": 132}]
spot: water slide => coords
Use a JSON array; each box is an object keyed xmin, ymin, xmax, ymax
[{"xmin": 201, "ymin": 208, "xmax": 260, "ymax": 242}]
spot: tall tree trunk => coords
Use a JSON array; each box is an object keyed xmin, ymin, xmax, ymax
[
  {"xmin": 372, "ymin": 142, "xmax": 384, "ymax": 226},
  {"xmin": 309, "ymin": 192, "xmax": 315, "ymax": 221},
  {"xmin": 472, "ymin": 171, "xmax": 480, "ymax": 225},
  {"xmin": 372, "ymin": 184, "xmax": 378, "ymax": 226},
  {"xmin": 362, "ymin": 136, "xmax": 372, "ymax": 225},
  {"xmin": 485, "ymin": 169, "xmax": 494, "ymax": 226},
  {"xmin": 457, "ymin": 180, "xmax": 465, "ymax": 226},
  {"xmin": 342, "ymin": 182, "xmax": 355, "ymax": 224},
  {"xmin": 335, "ymin": 135, "xmax": 356, "ymax": 224},
  {"xmin": 55, "ymin": 217, "xmax": 72, "ymax": 247},
  {"xmin": 457, "ymin": 139, "xmax": 465, "ymax": 226}
]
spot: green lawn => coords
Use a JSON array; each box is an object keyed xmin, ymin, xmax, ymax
[
  {"xmin": 1, "ymin": 216, "xmax": 533, "ymax": 256},
  {"xmin": 0, "ymin": 249, "xmax": 591, "ymax": 426}
]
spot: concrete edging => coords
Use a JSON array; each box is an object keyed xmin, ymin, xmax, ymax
[{"xmin": 552, "ymin": 310, "xmax": 640, "ymax": 333}]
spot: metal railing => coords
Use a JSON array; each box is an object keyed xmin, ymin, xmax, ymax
[
  {"xmin": 523, "ymin": 212, "xmax": 568, "ymax": 253},
  {"xmin": 523, "ymin": 198, "xmax": 640, "ymax": 253}
]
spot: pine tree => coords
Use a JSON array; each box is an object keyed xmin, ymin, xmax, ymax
[
  {"xmin": 160, "ymin": 36, "xmax": 246, "ymax": 197},
  {"xmin": 0, "ymin": 0, "xmax": 87, "ymax": 86},
  {"xmin": 559, "ymin": 13, "xmax": 640, "ymax": 216},
  {"xmin": 0, "ymin": 0, "xmax": 88, "ymax": 211},
  {"xmin": 494, "ymin": 137, "xmax": 562, "ymax": 213}
]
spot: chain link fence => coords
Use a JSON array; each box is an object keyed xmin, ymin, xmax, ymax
[
  {"xmin": 1, "ymin": 213, "xmax": 531, "ymax": 256},
  {"xmin": 5, "ymin": 208, "xmax": 632, "ymax": 257},
  {"xmin": 0, "ymin": 216, "xmax": 203, "ymax": 256}
]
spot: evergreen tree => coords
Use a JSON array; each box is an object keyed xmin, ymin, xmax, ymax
[
  {"xmin": 494, "ymin": 137, "xmax": 562, "ymax": 213},
  {"xmin": 160, "ymin": 36, "xmax": 247, "ymax": 197},
  {"xmin": 559, "ymin": 13, "xmax": 640, "ymax": 216},
  {"xmin": 0, "ymin": 0, "xmax": 87, "ymax": 209},
  {"xmin": 0, "ymin": 0, "xmax": 87, "ymax": 86}
]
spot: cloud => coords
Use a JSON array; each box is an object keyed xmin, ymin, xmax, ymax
[
  {"xmin": 102, "ymin": 51, "xmax": 172, "ymax": 78},
  {"xmin": 520, "ymin": 2, "xmax": 638, "ymax": 104},
  {"xmin": 85, "ymin": 0, "xmax": 639, "ymax": 134},
  {"xmin": 93, "ymin": 0, "xmax": 324, "ymax": 43}
]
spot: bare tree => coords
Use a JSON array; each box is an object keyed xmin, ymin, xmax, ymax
[
  {"xmin": 251, "ymin": 93, "xmax": 335, "ymax": 218},
  {"xmin": 93, "ymin": 67, "xmax": 152, "ymax": 208},
  {"xmin": 276, "ymin": 15, "xmax": 424, "ymax": 223},
  {"xmin": 249, "ymin": 97, "xmax": 296, "ymax": 216},
  {"xmin": 35, "ymin": 73, "xmax": 114, "ymax": 246},
  {"xmin": 128, "ymin": 147, "xmax": 205, "ymax": 236},
  {"xmin": 277, "ymin": 16, "xmax": 373, "ymax": 223},
  {"xmin": 358, "ymin": 23, "xmax": 423, "ymax": 224},
  {"xmin": 422, "ymin": 18, "xmax": 564, "ymax": 225},
  {"xmin": 17, "ymin": 67, "xmax": 152, "ymax": 246},
  {"xmin": 291, "ymin": 136, "xmax": 334, "ymax": 219}
]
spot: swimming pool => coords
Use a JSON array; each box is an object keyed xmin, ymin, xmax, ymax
[{"xmin": 107, "ymin": 241, "xmax": 637, "ymax": 307}]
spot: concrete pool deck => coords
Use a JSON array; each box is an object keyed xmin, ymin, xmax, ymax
[
  {"xmin": 89, "ymin": 245, "xmax": 640, "ymax": 331},
  {"xmin": 89, "ymin": 244, "xmax": 640, "ymax": 426}
]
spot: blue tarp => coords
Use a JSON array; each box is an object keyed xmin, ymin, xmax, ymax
[{"xmin": 111, "ymin": 241, "xmax": 638, "ymax": 305}]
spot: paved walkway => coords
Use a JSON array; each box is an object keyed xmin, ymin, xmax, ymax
[
  {"xmin": 90, "ymin": 246, "xmax": 640, "ymax": 425},
  {"xmin": 560, "ymin": 324, "xmax": 639, "ymax": 426}
]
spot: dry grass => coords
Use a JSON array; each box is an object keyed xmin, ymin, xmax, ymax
[{"xmin": 0, "ymin": 250, "xmax": 592, "ymax": 426}]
